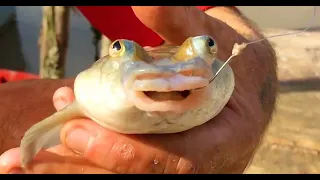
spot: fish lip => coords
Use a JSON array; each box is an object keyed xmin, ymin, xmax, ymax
[
  {"xmin": 130, "ymin": 76, "xmax": 209, "ymax": 92},
  {"xmin": 121, "ymin": 57, "xmax": 213, "ymax": 91}
]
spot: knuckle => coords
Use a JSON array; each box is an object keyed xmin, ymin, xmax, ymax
[{"xmin": 176, "ymin": 157, "xmax": 197, "ymax": 174}]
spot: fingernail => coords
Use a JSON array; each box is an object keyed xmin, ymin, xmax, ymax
[
  {"xmin": 9, "ymin": 168, "xmax": 24, "ymax": 174},
  {"xmin": 53, "ymin": 97, "xmax": 67, "ymax": 108},
  {"xmin": 66, "ymin": 128, "xmax": 91, "ymax": 154}
]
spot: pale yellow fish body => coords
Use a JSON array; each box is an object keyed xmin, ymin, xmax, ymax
[{"xmin": 20, "ymin": 36, "xmax": 235, "ymax": 167}]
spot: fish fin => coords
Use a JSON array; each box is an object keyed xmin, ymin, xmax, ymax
[{"xmin": 20, "ymin": 101, "xmax": 83, "ymax": 167}]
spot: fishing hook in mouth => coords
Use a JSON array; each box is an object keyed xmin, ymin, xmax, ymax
[
  {"xmin": 209, "ymin": 53, "xmax": 238, "ymax": 83},
  {"xmin": 191, "ymin": 56, "xmax": 235, "ymax": 91},
  {"xmin": 193, "ymin": 43, "xmax": 247, "ymax": 91}
]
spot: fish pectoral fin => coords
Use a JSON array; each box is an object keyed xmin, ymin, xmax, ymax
[{"xmin": 20, "ymin": 101, "xmax": 83, "ymax": 167}]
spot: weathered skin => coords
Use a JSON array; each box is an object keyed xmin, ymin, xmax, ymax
[{"xmin": 20, "ymin": 35, "xmax": 235, "ymax": 167}]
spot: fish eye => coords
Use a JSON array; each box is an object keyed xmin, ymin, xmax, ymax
[
  {"xmin": 108, "ymin": 40, "xmax": 125, "ymax": 57},
  {"xmin": 112, "ymin": 40, "xmax": 122, "ymax": 51},
  {"xmin": 207, "ymin": 38, "xmax": 215, "ymax": 47}
]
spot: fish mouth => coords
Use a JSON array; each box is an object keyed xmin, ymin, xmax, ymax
[
  {"xmin": 145, "ymin": 90, "xmax": 191, "ymax": 99},
  {"xmin": 121, "ymin": 57, "xmax": 214, "ymax": 112},
  {"xmin": 128, "ymin": 82, "xmax": 211, "ymax": 113},
  {"xmin": 142, "ymin": 90, "xmax": 191, "ymax": 101}
]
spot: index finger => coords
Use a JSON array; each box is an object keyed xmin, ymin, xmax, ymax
[
  {"xmin": 0, "ymin": 146, "xmax": 115, "ymax": 174},
  {"xmin": 60, "ymin": 119, "xmax": 193, "ymax": 174}
]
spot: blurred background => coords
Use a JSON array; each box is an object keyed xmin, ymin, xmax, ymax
[{"xmin": 0, "ymin": 6, "xmax": 319, "ymax": 173}]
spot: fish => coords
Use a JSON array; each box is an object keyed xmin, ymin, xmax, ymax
[{"xmin": 20, "ymin": 35, "xmax": 235, "ymax": 167}]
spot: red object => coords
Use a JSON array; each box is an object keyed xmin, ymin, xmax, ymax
[
  {"xmin": 0, "ymin": 69, "xmax": 39, "ymax": 84},
  {"xmin": 197, "ymin": 6, "xmax": 216, "ymax": 11}
]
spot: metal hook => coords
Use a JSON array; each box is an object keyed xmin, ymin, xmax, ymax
[{"xmin": 193, "ymin": 43, "xmax": 247, "ymax": 91}]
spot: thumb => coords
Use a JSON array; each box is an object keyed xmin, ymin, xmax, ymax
[
  {"xmin": 131, "ymin": 6, "xmax": 207, "ymax": 45},
  {"xmin": 52, "ymin": 86, "xmax": 75, "ymax": 111}
]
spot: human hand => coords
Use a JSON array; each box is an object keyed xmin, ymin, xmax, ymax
[
  {"xmin": 0, "ymin": 87, "xmax": 114, "ymax": 174},
  {"xmin": 0, "ymin": 80, "xmax": 262, "ymax": 173},
  {"xmin": 0, "ymin": 6, "xmax": 270, "ymax": 174}
]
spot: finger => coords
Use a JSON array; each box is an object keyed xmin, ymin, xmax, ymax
[
  {"xmin": 24, "ymin": 146, "xmax": 114, "ymax": 174},
  {"xmin": 0, "ymin": 146, "xmax": 114, "ymax": 174},
  {"xmin": 0, "ymin": 148, "xmax": 22, "ymax": 174},
  {"xmin": 60, "ymin": 119, "xmax": 193, "ymax": 174},
  {"xmin": 131, "ymin": 6, "xmax": 207, "ymax": 44},
  {"xmin": 52, "ymin": 86, "xmax": 75, "ymax": 111}
]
